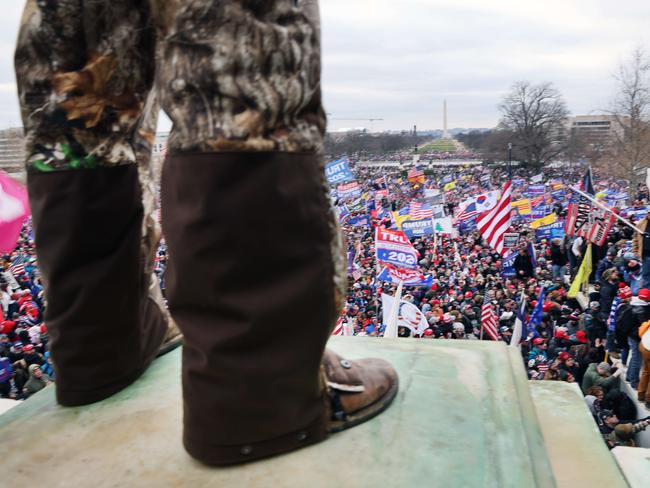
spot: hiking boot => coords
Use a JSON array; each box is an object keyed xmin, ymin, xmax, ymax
[{"xmin": 323, "ymin": 350, "xmax": 399, "ymax": 433}]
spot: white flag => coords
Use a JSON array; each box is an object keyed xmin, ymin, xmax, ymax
[{"xmin": 381, "ymin": 294, "xmax": 429, "ymax": 336}]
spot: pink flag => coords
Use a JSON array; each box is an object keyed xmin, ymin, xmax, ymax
[{"xmin": 0, "ymin": 171, "xmax": 30, "ymax": 253}]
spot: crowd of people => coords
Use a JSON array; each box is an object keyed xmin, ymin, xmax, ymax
[
  {"xmin": 1, "ymin": 233, "xmax": 51, "ymax": 401},
  {"xmin": 2, "ymin": 153, "xmax": 650, "ymax": 449},
  {"xmin": 334, "ymin": 159, "xmax": 650, "ymax": 449}
]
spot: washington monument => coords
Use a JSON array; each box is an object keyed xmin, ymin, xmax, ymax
[{"xmin": 442, "ymin": 99, "xmax": 450, "ymax": 139}]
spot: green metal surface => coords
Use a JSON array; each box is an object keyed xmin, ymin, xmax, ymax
[
  {"xmin": 612, "ymin": 446, "xmax": 650, "ymax": 488},
  {"xmin": 529, "ymin": 381, "xmax": 628, "ymax": 487},
  {"xmin": 0, "ymin": 338, "xmax": 566, "ymax": 487}
]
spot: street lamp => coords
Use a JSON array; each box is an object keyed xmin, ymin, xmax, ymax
[{"xmin": 508, "ymin": 143, "xmax": 513, "ymax": 178}]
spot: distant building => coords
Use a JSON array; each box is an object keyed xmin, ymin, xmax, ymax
[
  {"xmin": 567, "ymin": 115, "xmax": 625, "ymax": 145},
  {"xmin": 0, "ymin": 128, "xmax": 25, "ymax": 181}
]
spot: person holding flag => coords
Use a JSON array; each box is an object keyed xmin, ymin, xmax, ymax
[
  {"xmin": 527, "ymin": 287, "xmax": 546, "ymax": 340},
  {"xmin": 633, "ymin": 208, "xmax": 650, "ymax": 287},
  {"xmin": 480, "ymin": 294, "xmax": 500, "ymax": 341}
]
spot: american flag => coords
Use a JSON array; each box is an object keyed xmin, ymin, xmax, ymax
[
  {"xmin": 477, "ymin": 180, "xmax": 512, "ymax": 256},
  {"xmin": 536, "ymin": 362, "xmax": 549, "ymax": 374},
  {"xmin": 9, "ymin": 257, "xmax": 25, "ymax": 277},
  {"xmin": 481, "ymin": 295, "xmax": 499, "ymax": 341},
  {"xmin": 374, "ymin": 176, "xmax": 388, "ymax": 189},
  {"xmin": 332, "ymin": 316, "xmax": 344, "ymax": 336},
  {"xmin": 409, "ymin": 202, "xmax": 433, "ymax": 220},
  {"xmin": 456, "ymin": 202, "xmax": 478, "ymax": 222}
]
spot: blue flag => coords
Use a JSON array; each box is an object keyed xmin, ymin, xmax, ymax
[
  {"xmin": 325, "ymin": 158, "xmax": 354, "ymax": 184},
  {"xmin": 526, "ymin": 287, "xmax": 546, "ymax": 336}
]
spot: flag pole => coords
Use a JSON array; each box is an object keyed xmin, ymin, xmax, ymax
[
  {"xmin": 384, "ymin": 281, "xmax": 403, "ymax": 338},
  {"xmin": 510, "ymin": 289, "xmax": 526, "ymax": 349},
  {"xmin": 507, "ymin": 143, "xmax": 513, "ymax": 179},
  {"xmin": 567, "ymin": 186, "xmax": 644, "ymax": 235}
]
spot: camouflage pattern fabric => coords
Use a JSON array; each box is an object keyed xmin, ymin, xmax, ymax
[
  {"xmin": 14, "ymin": 0, "xmax": 343, "ymax": 319},
  {"xmin": 15, "ymin": 0, "xmax": 326, "ymax": 172}
]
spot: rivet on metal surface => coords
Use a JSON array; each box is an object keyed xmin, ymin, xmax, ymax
[
  {"xmin": 340, "ymin": 360, "xmax": 352, "ymax": 369},
  {"xmin": 240, "ymin": 445, "xmax": 252, "ymax": 455},
  {"xmin": 297, "ymin": 431, "xmax": 308, "ymax": 441}
]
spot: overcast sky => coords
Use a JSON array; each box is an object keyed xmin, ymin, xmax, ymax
[{"xmin": 1, "ymin": 1, "xmax": 649, "ymax": 133}]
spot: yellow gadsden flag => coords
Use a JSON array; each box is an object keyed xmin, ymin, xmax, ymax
[
  {"xmin": 568, "ymin": 244, "xmax": 593, "ymax": 298},
  {"xmin": 443, "ymin": 181, "xmax": 456, "ymax": 192},
  {"xmin": 530, "ymin": 213, "xmax": 558, "ymax": 229}
]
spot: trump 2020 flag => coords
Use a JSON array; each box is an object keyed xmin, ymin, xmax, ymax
[{"xmin": 0, "ymin": 172, "xmax": 30, "ymax": 252}]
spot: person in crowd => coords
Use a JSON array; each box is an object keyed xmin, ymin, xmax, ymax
[
  {"xmin": 618, "ymin": 289, "xmax": 650, "ymax": 389},
  {"xmin": 599, "ymin": 269, "xmax": 620, "ymax": 321},
  {"xmin": 637, "ymin": 318, "xmax": 650, "ymax": 409},
  {"xmin": 22, "ymin": 364, "xmax": 51, "ymax": 399},
  {"xmin": 604, "ymin": 417, "xmax": 650, "ymax": 449},
  {"xmin": 582, "ymin": 361, "xmax": 623, "ymax": 395},
  {"xmin": 550, "ymin": 238, "xmax": 568, "ymax": 281},
  {"xmin": 514, "ymin": 245, "xmax": 535, "ymax": 279},
  {"xmin": 633, "ymin": 209, "xmax": 650, "ymax": 287}
]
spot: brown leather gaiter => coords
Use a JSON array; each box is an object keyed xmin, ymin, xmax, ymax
[
  {"xmin": 28, "ymin": 166, "xmax": 167, "ymax": 406},
  {"xmin": 161, "ymin": 152, "xmax": 336, "ymax": 465}
]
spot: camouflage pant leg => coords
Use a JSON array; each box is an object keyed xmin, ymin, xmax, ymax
[
  {"xmin": 149, "ymin": 0, "xmax": 345, "ymax": 312},
  {"xmin": 15, "ymin": 0, "xmax": 163, "ymax": 293},
  {"xmin": 16, "ymin": 0, "xmax": 345, "ymax": 315}
]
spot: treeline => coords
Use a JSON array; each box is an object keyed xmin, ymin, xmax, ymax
[{"xmin": 325, "ymin": 132, "xmax": 427, "ymax": 156}]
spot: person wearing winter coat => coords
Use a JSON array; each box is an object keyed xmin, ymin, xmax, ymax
[
  {"xmin": 550, "ymin": 238, "xmax": 568, "ymax": 281},
  {"xmin": 617, "ymin": 289, "xmax": 650, "ymax": 388},
  {"xmin": 514, "ymin": 246, "xmax": 534, "ymax": 280},
  {"xmin": 599, "ymin": 268, "xmax": 619, "ymax": 322},
  {"xmin": 22, "ymin": 364, "xmax": 52, "ymax": 399},
  {"xmin": 581, "ymin": 361, "xmax": 622, "ymax": 395}
]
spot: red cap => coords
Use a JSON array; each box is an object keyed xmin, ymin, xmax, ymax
[
  {"xmin": 423, "ymin": 329, "xmax": 434, "ymax": 336},
  {"xmin": 533, "ymin": 338, "xmax": 544, "ymax": 346},
  {"xmin": 23, "ymin": 344, "xmax": 34, "ymax": 352},
  {"xmin": 542, "ymin": 302, "xmax": 554, "ymax": 313},
  {"xmin": 558, "ymin": 351, "xmax": 571, "ymax": 361},
  {"xmin": 639, "ymin": 289, "xmax": 650, "ymax": 301},
  {"xmin": 618, "ymin": 282, "xmax": 629, "ymax": 289},
  {"xmin": 555, "ymin": 330, "xmax": 569, "ymax": 340},
  {"xmin": 464, "ymin": 292, "xmax": 473, "ymax": 299},
  {"xmin": 575, "ymin": 330, "xmax": 588, "ymax": 343}
]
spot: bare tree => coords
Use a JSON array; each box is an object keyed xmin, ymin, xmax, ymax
[
  {"xmin": 498, "ymin": 81, "xmax": 569, "ymax": 167},
  {"xmin": 607, "ymin": 47, "xmax": 650, "ymax": 199}
]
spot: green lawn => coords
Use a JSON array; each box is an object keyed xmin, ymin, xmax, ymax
[{"xmin": 418, "ymin": 139, "xmax": 457, "ymax": 153}]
